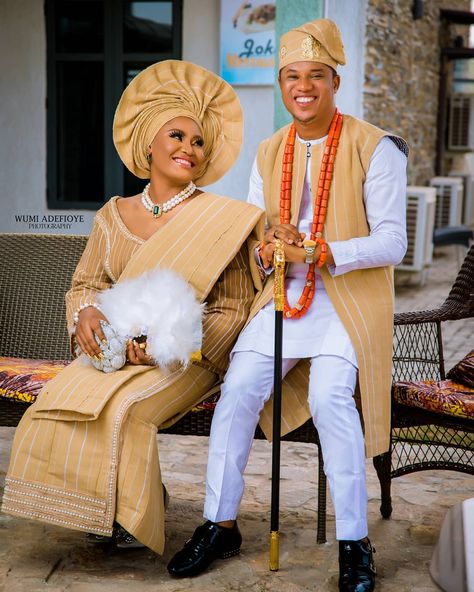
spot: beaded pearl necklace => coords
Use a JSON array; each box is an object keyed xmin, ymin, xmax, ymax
[
  {"xmin": 141, "ymin": 181, "xmax": 196, "ymax": 218},
  {"xmin": 280, "ymin": 109, "xmax": 343, "ymax": 319}
]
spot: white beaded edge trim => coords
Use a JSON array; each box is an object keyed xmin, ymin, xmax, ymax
[
  {"xmin": 96, "ymin": 212, "xmax": 118, "ymax": 282},
  {"xmin": 104, "ymin": 365, "xmax": 187, "ymax": 525},
  {"xmin": 2, "ymin": 495, "xmax": 105, "ymax": 523},
  {"xmin": 5, "ymin": 477, "xmax": 106, "ymax": 506},
  {"xmin": 1, "ymin": 504, "xmax": 111, "ymax": 535},
  {"xmin": 110, "ymin": 197, "xmax": 144, "ymax": 246},
  {"xmin": 2, "ymin": 489, "xmax": 105, "ymax": 515},
  {"xmin": 6, "ymin": 368, "xmax": 189, "ymax": 531},
  {"xmin": 73, "ymin": 302, "xmax": 102, "ymax": 324}
]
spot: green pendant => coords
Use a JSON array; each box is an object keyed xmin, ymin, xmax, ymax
[{"xmin": 153, "ymin": 204, "xmax": 162, "ymax": 218}]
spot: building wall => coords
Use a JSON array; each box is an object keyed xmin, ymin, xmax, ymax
[
  {"xmin": 326, "ymin": 0, "xmax": 367, "ymax": 120},
  {"xmin": 0, "ymin": 0, "xmax": 275, "ymax": 234},
  {"xmin": 0, "ymin": 0, "xmax": 60, "ymax": 234},
  {"xmin": 363, "ymin": 0, "xmax": 470, "ymax": 185},
  {"xmin": 5, "ymin": 0, "xmax": 460, "ymax": 233},
  {"xmin": 182, "ymin": 0, "xmax": 274, "ymax": 200}
]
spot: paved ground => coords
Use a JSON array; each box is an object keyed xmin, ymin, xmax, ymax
[{"xmin": 1, "ymin": 246, "xmax": 473, "ymax": 592}]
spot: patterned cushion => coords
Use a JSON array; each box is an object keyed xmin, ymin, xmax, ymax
[
  {"xmin": 191, "ymin": 391, "xmax": 220, "ymax": 412},
  {"xmin": 0, "ymin": 356, "xmax": 220, "ymax": 411},
  {"xmin": 0, "ymin": 357, "xmax": 70, "ymax": 404},
  {"xmin": 447, "ymin": 350, "xmax": 474, "ymax": 390},
  {"xmin": 393, "ymin": 379, "xmax": 474, "ymax": 420}
]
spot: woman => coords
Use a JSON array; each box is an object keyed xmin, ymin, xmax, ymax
[{"xmin": 1, "ymin": 60, "xmax": 264, "ymax": 555}]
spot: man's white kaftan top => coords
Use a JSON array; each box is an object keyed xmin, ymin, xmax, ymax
[{"xmin": 232, "ymin": 135, "xmax": 407, "ymax": 363}]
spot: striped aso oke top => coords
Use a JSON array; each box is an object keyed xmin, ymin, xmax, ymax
[
  {"xmin": 2, "ymin": 193, "xmax": 264, "ymax": 553},
  {"xmin": 66, "ymin": 195, "xmax": 260, "ymax": 376}
]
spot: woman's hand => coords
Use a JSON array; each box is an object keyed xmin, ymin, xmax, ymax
[
  {"xmin": 126, "ymin": 340, "xmax": 155, "ymax": 366},
  {"xmin": 75, "ymin": 306, "xmax": 109, "ymax": 358},
  {"xmin": 260, "ymin": 241, "xmax": 275, "ymax": 268},
  {"xmin": 264, "ymin": 224, "xmax": 305, "ymax": 247}
]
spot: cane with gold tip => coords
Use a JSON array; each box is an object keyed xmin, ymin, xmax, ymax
[{"xmin": 269, "ymin": 238, "xmax": 285, "ymax": 571}]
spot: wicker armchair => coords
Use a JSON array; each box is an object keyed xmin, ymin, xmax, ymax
[
  {"xmin": 373, "ymin": 244, "xmax": 474, "ymax": 519},
  {"xmin": 0, "ymin": 233, "xmax": 328, "ymax": 543},
  {"xmin": 0, "ymin": 233, "xmax": 87, "ymax": 425}
]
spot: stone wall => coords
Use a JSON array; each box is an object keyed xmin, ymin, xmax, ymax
[{"xmin": 364, "ymin": 0, "xmax": 470, "ymax": 185}]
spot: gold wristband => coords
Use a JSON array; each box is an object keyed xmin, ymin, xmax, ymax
[{"xmin": 303, "ymin": 239, "xmax": 316, "ymax": 264}]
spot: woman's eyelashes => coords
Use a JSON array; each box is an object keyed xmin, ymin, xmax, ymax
[
  {"xmin": 168, "ymin": 130, "xmax": 204, "ymax": 147},
  {"xmin": 169, "ymin": 130, "xmax": 184, "ymax": 141}
]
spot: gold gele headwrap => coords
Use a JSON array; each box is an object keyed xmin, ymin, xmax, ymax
[
  {"xmin": 113, "ymin": 60, "xmax": 243, "ymax": 186},
  {"xmin": 278, "ymin": 18, "xmax": 346, "ymax": 72}
]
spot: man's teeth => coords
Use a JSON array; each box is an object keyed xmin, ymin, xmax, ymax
[{"xmin": 295, "ymin": 97, "xmax": 314, "ymax": 104}]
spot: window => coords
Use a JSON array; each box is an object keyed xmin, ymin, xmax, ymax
[
  {"xmin": 46, "ymin": 0, "xmax": 182, "ymax": 209},
  {"xmin": 453, "ymin": 58, "xmax": 474, "ymax": 93}
]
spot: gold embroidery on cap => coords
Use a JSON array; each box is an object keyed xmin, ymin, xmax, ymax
[
  {"xmin": 280, "ymin": 45, "xmax": 287, "ymax": 59},
  {"xmin": 301, "ymin": 36, "xmax": 321, "ymax": 59}
]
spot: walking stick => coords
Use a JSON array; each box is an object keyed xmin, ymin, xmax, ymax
[{"xmin": 269, "ymin": 239, "xmax": 285, "ymax": 571}]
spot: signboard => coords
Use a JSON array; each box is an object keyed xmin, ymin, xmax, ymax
[{"xmin": 220, "ymin": 1, "xmax": 276, "ymax": 85}]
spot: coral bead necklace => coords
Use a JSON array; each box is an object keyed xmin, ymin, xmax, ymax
[{"xmin": 280, "ymin": 109, "xmax": 343, "ymax": 319}]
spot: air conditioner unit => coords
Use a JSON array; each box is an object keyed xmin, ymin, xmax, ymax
[
  {"xmin": 397, "ymin": 187, "xmax": 436, "ymax": 276},
  {"xmin": 449, "ymin": 172, "xmax": 474, "ymax": 226},
  {"xmin": 429, "ymin": 177, "xmax": 463, "ymax": 229},
  {"xmin": 448, "ymin": 94, "xmax": 474, "ymax": 151}
]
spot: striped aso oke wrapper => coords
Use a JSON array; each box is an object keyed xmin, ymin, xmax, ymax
[
  {"xmin": 2, "ymin": 58, "xmax": 265, "ymax": 553},
  {"xmin": 2, "ymin": 194, "xmax": 264, "ymax": 553}
]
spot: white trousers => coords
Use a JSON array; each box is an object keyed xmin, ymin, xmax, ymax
[{"xmin": 204, "ymin": 351, "xmax": 368, "ymax": 541}]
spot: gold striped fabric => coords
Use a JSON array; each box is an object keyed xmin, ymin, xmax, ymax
[
  {"xmin": 253, "ymin": 115, "xmax": 397, "ymax": 458},
  {"xmin": 2, "ymin": 193, "xmax": 264, "ymax": 553}
]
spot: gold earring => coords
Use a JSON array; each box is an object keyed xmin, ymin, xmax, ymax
[{"xmin": 146, "ymin": 152, "xmax": 152, "ymax": 163}]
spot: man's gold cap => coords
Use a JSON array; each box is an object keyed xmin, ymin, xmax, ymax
[{"xmin": 279, "ymin": 18, "xmax": 346, "ymax": 72}]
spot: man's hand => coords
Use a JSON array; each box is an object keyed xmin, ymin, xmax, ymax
[
  {"xmin": 262, "ymin": 226, "xmax": 334, "ymax": 266},
  {"xmin": 283, "ymin": 242, "xmax": 307, "ymax": 263},
  {"xmin": 283, "ymin": 242, "xmax": 334, "ymax": 266},
  {"xmin": 261, "ymin": 240, "xmax": 306, "ymax": 266},
  {"xmin": 76, "ymin": 307, "xmax": 108, "ymax": 358},
  {"xmin": 264, "ymin": 224, "xmax": 305, "ymax": 247}
]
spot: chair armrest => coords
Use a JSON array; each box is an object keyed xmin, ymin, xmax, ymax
[
  {"xmin": 393, "ymin": 295, "xmax": 474, "ymax": 382},
  {"xmin": 392, "ymin": 316, "xmax": 443, "ymax": 383},
  {"xmin": 395, "ymin": 303, "xmax": 471, "ymax": 326}
]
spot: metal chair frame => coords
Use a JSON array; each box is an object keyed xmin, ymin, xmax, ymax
[{"xmin": 373, "ymin": 244, "xmax": 474, "ymax": 518}]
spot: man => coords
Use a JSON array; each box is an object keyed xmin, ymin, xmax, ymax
[{"xmin": 168, "ymin": 19, "xmax": 407, "ymax": 592}]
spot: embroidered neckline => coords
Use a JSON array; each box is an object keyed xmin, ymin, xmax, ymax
[
  {"xmin": 109, "ymin": 193, "xmax": 206, "ymax": 245},
  {"xmin": 110, "ymin": 197, "xmax": 145, "ymax": 245}
]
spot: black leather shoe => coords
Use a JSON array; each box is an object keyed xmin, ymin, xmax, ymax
[
  {"xmin": 167, "ymin": 521, "xmax": 242, "ymax": 578},
  {"xmin": 339, "ymin": 539, "xmax": 376, "ymax": 591},
  {"xmin": 114, "ymin": 523, "xmax": 146, "ymax": 549},
  {"xmin": 86, "ymin": 485, "xmax": 168, "ymax": 549},
  {"xmin": 85, "ymin": 532, "xmax": 115, "ymax": 545}
]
